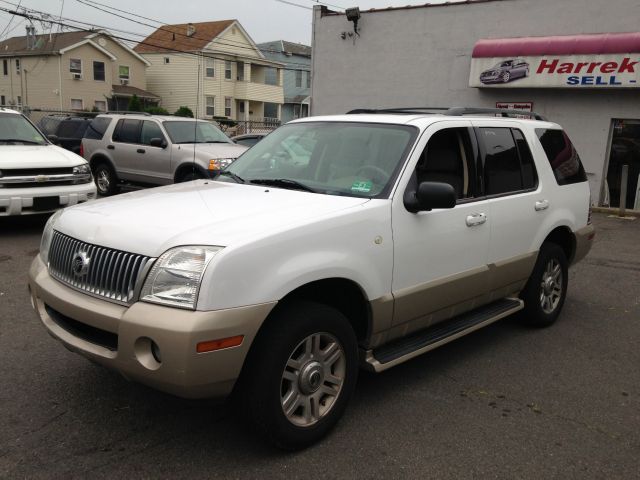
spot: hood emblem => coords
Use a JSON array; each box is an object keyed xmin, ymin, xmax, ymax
[{"xmin": 72, "ymin": 251, "xmax": 91, "ymax": 277}]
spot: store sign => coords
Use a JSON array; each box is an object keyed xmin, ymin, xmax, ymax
[
  {"xmin": 495, "ymin": 102, "xmax": 532, "ymax": 112},
  {"xmin": 470, "ymin": 54, "xmax": 640, "ymax": 88}
]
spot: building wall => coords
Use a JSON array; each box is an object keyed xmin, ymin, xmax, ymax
[
  {"xmin": 1, "ymin": 55, "xmax": 60, "ymax": 108},
  {"xmin": 259, "ymin": 40, "xmax": 311, "ymax": 104},
  {"xmin": 311, "ymin": 0, "xmax": 640, "ymax": 202},
  {"xmin": 144, "ymin": 53, "xmax": 200, "ymax": 115}
]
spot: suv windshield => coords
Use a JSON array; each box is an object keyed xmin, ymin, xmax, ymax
[
  {"xmin": 0, "ymin": 112, "xmax": 47, "ymax": 145},
  {"xmin": 222, "ymin": 122, "xmax": 417, "ymax": 198},
  {"xmin": 163, "ymin": 120, "xmax": 231, "ymax": 144}
]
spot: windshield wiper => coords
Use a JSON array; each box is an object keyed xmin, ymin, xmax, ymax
[
  {"xmin": 203, "ymin": 140, "xmax": 230, "ymax": 144},
  {"xmin": 0, "ymin": 139, "xmax": 43, "ymax": 144},
  {"xmin": 217, "ymin": 171, "xmax": 245, "ymax": 183},
  {"xmin": 249, "ymin": 178, "xmax": 318, "ymax": 193}
]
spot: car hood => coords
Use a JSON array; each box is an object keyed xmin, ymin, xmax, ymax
[
  {"xmin": 55, "ymin": 181, "xmax": 370, "ymax": 257},
  {"xmin": 0, "ymin": 144, "xmax": 86, "ymax": 169},
  {"xmin": 178, "ymin": 142, "xmax": 248, "ymax": 158}
]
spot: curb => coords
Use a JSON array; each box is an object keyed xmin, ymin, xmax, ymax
[{"xmin": 592, "ymin": 207, "xmax": 640, "ymax": 218}]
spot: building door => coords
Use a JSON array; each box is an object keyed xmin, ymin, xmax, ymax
[{"xmin": 605, "ymin": 119, "xmax": 640, "ymax": 209}]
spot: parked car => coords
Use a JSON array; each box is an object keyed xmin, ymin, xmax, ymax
[
  {"xmin": 30, "ymin": 107, "xmax": 594, "ymax": 449},
  {"xmin": 480, "ymin": 58, "xmax": 530, "ymax": 84},
  {"xmin": 0, "ymin": 108, "xmax": 96, "ymax": 216},
  {"xmin": 81, "ymin": 113, "xmax": 248, "ymax": 195},
  {"xmin": 37, "ymin": 115, "xmax": 93, "ymax": 154},
  {"xmin": 231, "ymin": 133, "xmax": 266, "ymax": 147}
]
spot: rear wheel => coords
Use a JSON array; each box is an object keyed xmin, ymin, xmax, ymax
[
  {"xmin": 520, "ymin": 243, "xmax": 568, "ymax": 327},
  {"xmin": 93, "ymin": 162, "xmax": 118, "ymax": 196},
  {"xmin": 237, "ymin": 302, "xmax": 358, "ymax": 450}
]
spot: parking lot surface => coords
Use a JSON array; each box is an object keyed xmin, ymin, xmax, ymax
[{"xmin": 1, "ymin": 212, "xmax": 639, "ymax": 479}]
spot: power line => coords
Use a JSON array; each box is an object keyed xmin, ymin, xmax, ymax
[
  {"xmin": 0, "ymin": 0, "xmax": 21, "ymax": 40},
  {"xmin": 274, "ymin": 0, "xmax": 313, "ymax": 10},
  {"xmin": 305, "ymin": 0, "xmax": 345, "ymax": 11},
  {"xmin": 0, "ymin": 6, "xmax": 311, "ymax": 74},
  {"xmin": 74, "ymin": 0, "xmax": 312, "ymax": 66}
]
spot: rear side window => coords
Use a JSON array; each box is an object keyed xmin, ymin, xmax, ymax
[
  {"xmin": 481, "ymin": 127, "xmax": 522, "ymax": 195},
  {"xmin": 113, "ymin": 119, "xmax": 141, "ymax": 143},
  {"xmin": 535, "ymin": 129, "xmax": 587, "ymax": 185},
  {"xmin": 84, "ymin": 117, "xmax": 112, "ymax": 140}
]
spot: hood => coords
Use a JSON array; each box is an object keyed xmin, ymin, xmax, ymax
[
  {"xmin": 178, "ymin": 142, "xmax": 248, "ymax": 159},
  {"xmin": 55, "ymin": 181, "xmax": 370, "ymax": 257},
  {"xmin": 0, "ymin": 144, "xmax": 87, "ymax": 169}
]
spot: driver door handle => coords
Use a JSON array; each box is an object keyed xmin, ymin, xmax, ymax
[
  {"xmin": 535, "ymin": 199, "xmax": 549, "ymax": 211},
  {"xmin": 466, "ymin": 213, "xmax": 487, "ymax": 227}
]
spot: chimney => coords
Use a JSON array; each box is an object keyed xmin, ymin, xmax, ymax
[
  {"xmin": 25, "ymin": 25, "xmax": 37, "ymax": 49},
  {"xmin": 187, "ymin": 23, "xmax": 196, "ymax": 37}
]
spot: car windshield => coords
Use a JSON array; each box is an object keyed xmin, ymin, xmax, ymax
[
  {"xmin": 0, "ymin": 112, "xmax": 47, "ymax": 145},
  {"xmin": 221, "ymin": 121, "xmax": 417, "ymax": 198},
  {"xmin": 162, "ymin": 120, "xmax": 231, "ymax": 144}
]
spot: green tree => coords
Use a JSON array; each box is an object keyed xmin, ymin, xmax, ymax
[
  {"xmin": 127, "ymin": 94, "xmax": 142, "ymax": 112},
  {"xmin": 144, "ymin": 106, "xmax": 170, "ymax": 115},
  {"xmin": 174, "ymin": 106, "xmax": 194, "ymax": 118}
]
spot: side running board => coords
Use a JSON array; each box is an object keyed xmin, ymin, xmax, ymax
[{"xmin": 364, "ymin": 297, "xmax": 524, "ymax": 372}]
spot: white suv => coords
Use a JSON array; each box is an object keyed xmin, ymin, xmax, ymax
[
  {"xmin": 0, "ymin": 108, "xmax": 96, "ymax": 216},
  {"xmin": 29, "ymin": 108, "xmax": 594, "ymax": 448}
]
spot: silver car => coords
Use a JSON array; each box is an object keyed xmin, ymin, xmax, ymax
[{"xmin": 81, "ymin": 113, "xmax": 248, "ymax": 195}]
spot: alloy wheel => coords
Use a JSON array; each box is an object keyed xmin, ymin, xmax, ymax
[{"xmin": 540, "ymin": 258, "xmax": 563, "ymax": 314}]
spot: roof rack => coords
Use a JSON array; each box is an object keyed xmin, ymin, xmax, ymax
[{"xmin": 346, "ymin": 107, "xmax": 547, "ymax": 121}]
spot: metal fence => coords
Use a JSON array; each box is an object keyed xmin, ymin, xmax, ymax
[{"xmin": 17, "ymin": 107, "xmax": 281, "ymax": 138}]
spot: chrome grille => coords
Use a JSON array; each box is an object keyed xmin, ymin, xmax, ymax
[{"xmin": 48, "ymin": 231, "xmax": 153, "ymax": 305}]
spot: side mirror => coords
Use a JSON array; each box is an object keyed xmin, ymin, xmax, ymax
[
  {"xmin": 404, "ymin": 181, "xmax": 457, "ymax": 213},
  {"xmin": 150, "ymin": 137, "xmax": 167, "ymax": 148},
  {"xmin": 47, "ymin": 134, "xmax": 59, "ymax": 144}
]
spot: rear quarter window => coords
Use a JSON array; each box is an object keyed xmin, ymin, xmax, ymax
[
  {"xmin": 535, "ymin": 128, "xmax": 587, "ymax": 185},
  {"xmin": 84, "ymin": 117, "xmax": 112, "ymax": 140}
]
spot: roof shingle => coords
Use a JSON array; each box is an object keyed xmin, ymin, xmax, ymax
[
  {"xmin": 0, "ymin": 30, "xmax": 89, "ymax": 56},
  {"xmin": 133, "ymin": 20, "xmax": 235, "ymax": 54}
]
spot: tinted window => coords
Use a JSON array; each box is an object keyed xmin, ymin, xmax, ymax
[
  {"xmin": 57, "ymin": 120, "xmax": 89, "ymax": 138},
  {"xmin": 93, "ymin": 61, "xmax": 105, "ymax": 81},
  {"xmin": 140, "ymin": 120, "xmax": 165, "ymax": 145},
  {"xmin": 536, "ymin": 129, "xmax": 587, "ymax": 185},
  {"xmin": 481, "ymin": 127, "xmax": 522, "ymax": 195},
  {"xmin": 84, "ymin": 117, "xmax": 112, "ymax": 140},
  {"xmin": 113, "ymin": 119, "xmax": 141, "ymax": 143},
  {"xmin": 163, "ymin": 121, "xmax": 230, "ymax": 144},
  {"xmin": 512, "ymin": 129, "xmax": 538, "ymax": 189}
]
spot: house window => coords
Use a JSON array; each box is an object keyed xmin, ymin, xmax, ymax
[
  {"xmin": 15, "ymin": 59, "xmax": 20, "ymax": 74},
  {"xmin": 2, "ymin": 59, "xmax": 7, "ymax": 76},
  {"xmin": 225, "ymin": 61, "xmax": 232, "ymax": 80},
  {"xmin": 225, "ymin": 97, "xmax": 232, "ymax": 117},
  {"xmin": 295, "ymin": 70, "xmax": 302, "ymax": 88},
  {"xmin": 206, "ymin": 96, "xmax": 215, "ymax": 116},
  {"xmin": 93, "ymin": 61, "xmax": 105, "ymax": 81},
  {"xmin": 239, "ymin": 101, "xmax": 245, "ymax": 114},
  {"xmin": 205, "ymin": 58, "xmax": 215, "ymax": 78},
  {"xmin": 164, "ymin": 57, "xmax": 170, "ymax": 64},
  {"xmin": 119, "ymin": 65, "xmax": 130, "ymax": 80},
  {"xmin": 306, "ymin": 71, "xmax": 311, "ymax": 89},
  {"xmin": 237, "ymin": 61, "xmax": 244, "ymax": 81},
  {"xmin": 94, "ymin": 100, "xmax": 107, "ymax": 112},
  {"xmin": 69, "ymin": 58, "xmax": 82, "ymax": 75},
  {"xmin": 1, "ymin": 95, "xmax": 5, "ymax": 106},
  {"xmin": 16, "ymin": 95, "xmax": 22, "ymax": 106},
  {"xmin": 71, "ymin": 98, "xmax": 83, "ymax": 110}
]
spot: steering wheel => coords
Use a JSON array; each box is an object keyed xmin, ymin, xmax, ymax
[{"xmin": 355, "ymin": 165, "xmax": 389, "ymax": 183}]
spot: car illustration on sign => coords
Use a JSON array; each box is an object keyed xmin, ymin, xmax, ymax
[{"xmin": 480, "ymin": 58, "xmax": 530, "ymax": 84}]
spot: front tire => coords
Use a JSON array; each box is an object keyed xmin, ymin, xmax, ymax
[
  {"xmin": 502, "ymin": 71, "xmax": 511, "ymax": 83},
  {"xmin": 520, "ymin": 243, "xmax": 568, "ymax": 327},
  {"xmin": 238, "ymin": 302, "xmax": 358, "ymax": 450}
]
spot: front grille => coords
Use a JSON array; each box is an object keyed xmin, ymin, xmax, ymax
[
  {"xmin": 48, "ymin": 231, "xmax": 153, "ymax": 305},
  {"xmin": 2, "ymin": 167, "xmax": 73, "ymax": 176}
]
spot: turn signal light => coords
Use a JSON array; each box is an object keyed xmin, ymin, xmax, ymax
[{"xmin": 196, "ymin": 335, "xmax": 244, "ymax": 353}]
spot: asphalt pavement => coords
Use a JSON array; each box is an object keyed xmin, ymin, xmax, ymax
[{"xmin": 0, "ymin": 212, "xmax": 639, "ymax": 479}]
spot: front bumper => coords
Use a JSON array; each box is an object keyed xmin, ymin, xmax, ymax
[
  {"xmin": 0, "ymin": 182, "xmax": 96, "ymax": 216},
  {"xmin": 29, "ymin": 255, "xmax": 276, "ymax": 399}
]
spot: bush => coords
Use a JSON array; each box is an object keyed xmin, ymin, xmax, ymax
[
  {"xmin": 144, "ymin": 106, "xmax": 169, "ymax": 115},
  {"xmin": 174, "ymin": 106, "xmax": 194, "ymax": 118},
  {"xmin": 127, "ymin": 94, "xmax": 143, "ymax": 112}
]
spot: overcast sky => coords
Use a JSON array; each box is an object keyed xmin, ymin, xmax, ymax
[{"xmin": 0, "ymin": 0, "xmax": 458, "ymax": 45}]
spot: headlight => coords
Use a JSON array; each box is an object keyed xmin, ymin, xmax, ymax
[
  {"xmin": 72, "ymin": 164, "xmax": 92, "ymax": 184},
  {"xmin": 140, "ymin": 246, "xmax": 223, "ymax": 310},
  {"xmin": 40, "ymin": 210, "xmax": 63, "ymax": 265},
  {"xmin": 208, "ymin": 158, "xmax": 234, "ymax": 171}
]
